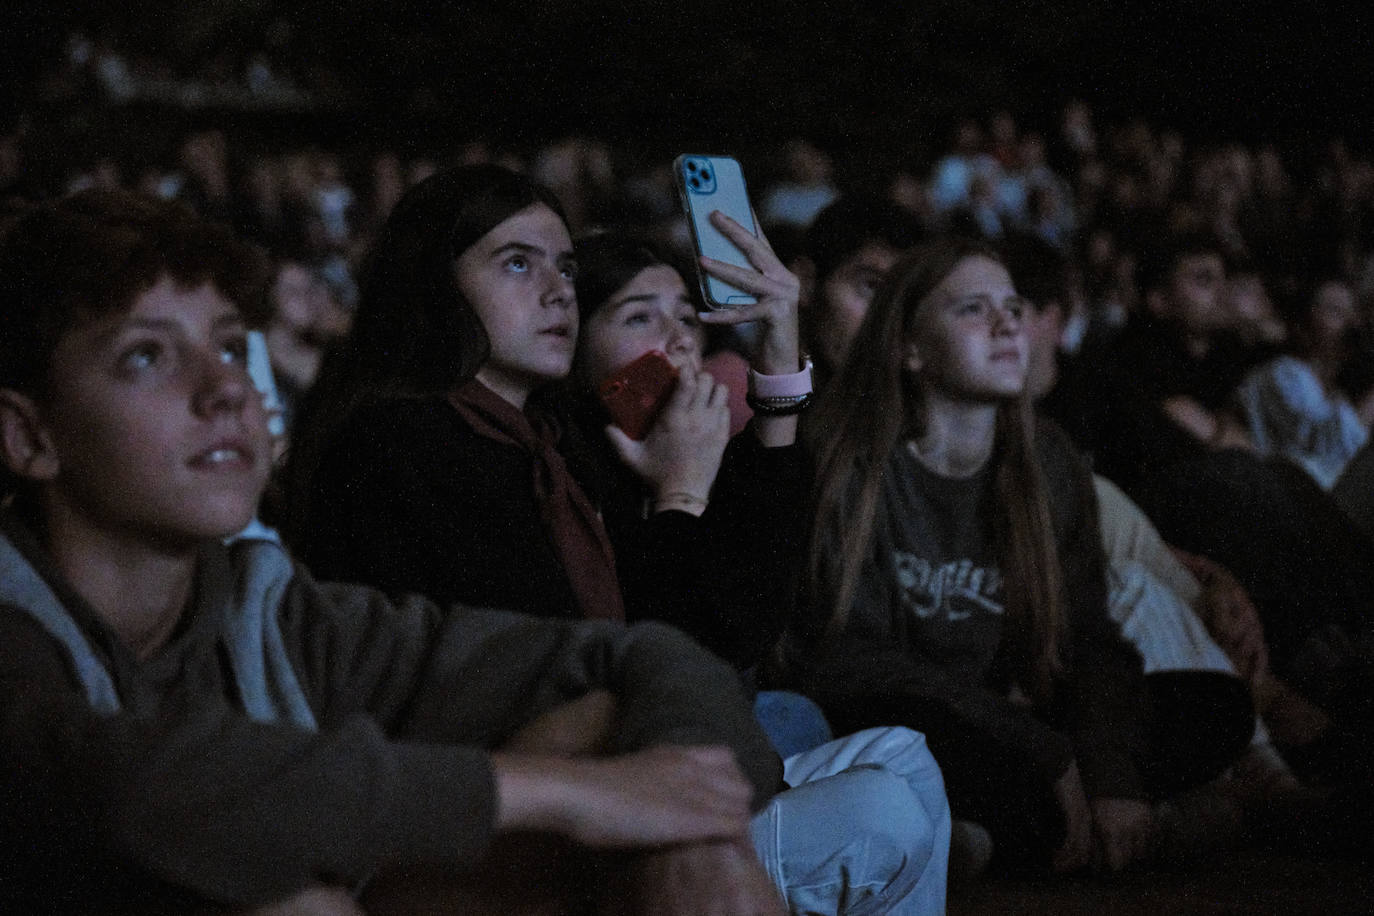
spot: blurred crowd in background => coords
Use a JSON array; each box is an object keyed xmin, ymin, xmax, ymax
[{"xmin": 4, "ymin": 16, "xmax": 1374, "ymax": 440}]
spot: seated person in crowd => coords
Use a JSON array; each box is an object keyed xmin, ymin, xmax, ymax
[
  {"xmin": 1050, "ymin": 231, "xmax": 1374, "ymax": 783},
  {"xmin": 288, "ymin": 164, "xmax": 950, "ymax": 914},
  {"xmin": 1236, "ymin": 275, "xmax": 1372, "ymax": 489},
  {"xmin": 0, "ymin": 189, "xmax": 789, "ymax": 915},
  {"xmin": 793, "ymin": 194, "xmax": 925, "ymax": 385},
  {"xmin": 790, "ymin": 237, "xmax": 1251, "ymax": 876}
]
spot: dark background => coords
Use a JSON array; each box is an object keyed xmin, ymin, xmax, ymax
[{"xmin": 3, "ymin": 1, "xmax": 1373, "ymax": 154}]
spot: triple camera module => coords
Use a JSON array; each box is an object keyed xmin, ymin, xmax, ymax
[{"xmin": 682, "ymin": 157, "xmax": 716, "ymax": 194}]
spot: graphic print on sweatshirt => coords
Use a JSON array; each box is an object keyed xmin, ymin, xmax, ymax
[{"xmin": 893, "ymin": 552, "xmax": 1004, "ymax": 622}]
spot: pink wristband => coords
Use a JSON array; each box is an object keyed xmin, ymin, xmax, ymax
[{"xmin": 747, "ymin": 357, "xmax": 814, "ymax": 399}]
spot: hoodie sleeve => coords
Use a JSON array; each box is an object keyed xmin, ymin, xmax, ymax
[{"xmin": 0, "ymin": 569, "xmax": 778, "ymax": 909}]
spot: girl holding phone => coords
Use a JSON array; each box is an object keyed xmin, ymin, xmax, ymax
[
  {"xmin": 567, "ymin": 227, "xmax": 809, "ymax": 674},
  {"xmin": 289, "ymin": 164, "xmax": 950, "ymax": 914},
  {"xmin": 795, "ymin": 238, "xmax": 1250, "ymax": 874}
]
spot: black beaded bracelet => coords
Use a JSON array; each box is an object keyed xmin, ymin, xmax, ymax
[{"xmin": 745, "ymin": 391, "xmax": 814, "ymax": 416}]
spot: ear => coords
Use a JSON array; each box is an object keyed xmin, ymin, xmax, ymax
[
  {"xmin": 902, "ymin": 338, "xmax": 924, "ymax": 375},
  {"xmin": 0, "ymin": 389, "xmax": 59, "ymax": 482}
]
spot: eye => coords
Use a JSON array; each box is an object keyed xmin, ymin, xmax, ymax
[
  {"xmin": 677, "ymin": 310, "xmax": 701, "ymax": 329},
  {"xmin": 220, "ymin": 334, "xmax": 249, "ymax": 365},
  {"xmin": 623, "ymin": 310, "xmax": 652, "ymax": 327},
  {"xmin": 505, "ymin": 254, "xmax": 529, "ymax": 273},
  {"xmin": 1006, "ymin": 300, "xmax": 1026, "ymax": 321},
  {"xmin": 956, "ymin": 300, "xmax": 986, "ymax": 317},
  {"xmin": 560, "ymin": 260, "xmax": 579, "ymax": 281},
  {"xmin": 119, "ymin": 341, "xmax": 163, "ymax": 372}
]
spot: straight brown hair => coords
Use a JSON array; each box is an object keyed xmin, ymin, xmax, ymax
[{"xmin": 803, "ymin": 237, "xmax": 1067, "ymax": 701}]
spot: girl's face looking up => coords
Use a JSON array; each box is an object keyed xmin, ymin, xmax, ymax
[
  {"xmin": 905, "ymin": 255, "xmax": 1029, "ymax": 402},
  {"xmin": 453, "ymin": 203, "xmax": 578, "ymax": 407},
  {"xmin": 578, "ymin": 264, "xmax": 706, "ymax": 386}
]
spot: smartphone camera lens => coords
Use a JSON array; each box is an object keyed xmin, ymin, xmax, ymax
[
  {"xmin": 701, "ymin": 168, "xmax": 712, "ymax": 181},
  {"xmin": 686, "ymin": 160, "xmax": 699, "ymax": 173}
]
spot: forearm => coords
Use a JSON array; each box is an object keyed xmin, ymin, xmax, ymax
[
  {"xmin": 1, "ymin": 684, "xmax": 499, "ymax": 907},
  {"xmin": 490, "ymin": 745, "xmax": 754, "ymax": 849}
]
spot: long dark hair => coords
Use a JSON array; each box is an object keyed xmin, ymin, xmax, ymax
[
  {"xmin": 804, "ymin": 237, "xmax": 1067, "ymax": 702},
  {"xmin": 283, "ymin": 164, "xmax": 568, "ymax": 540}
]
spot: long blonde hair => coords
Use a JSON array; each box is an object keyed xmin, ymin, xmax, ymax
[{"xmin": 804, "ymin": 238, "xmax": 1066, "ymax": 701}]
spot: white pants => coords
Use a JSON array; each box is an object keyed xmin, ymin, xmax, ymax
[{"xmin": 750, "ymin": 726, "xmax": 951, "ymax": 915}]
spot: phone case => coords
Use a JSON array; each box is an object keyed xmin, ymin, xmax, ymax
[
  {"xmin": 245, "ymin": 330, "xmax": 286, "ymax": 438},
  {"xmin": 674, "ymin": 154, "xmax": 758, "ymax": 309},
  {"xmin": 597, "ymin": 350, "xmax": 679, "ymax": 440}
]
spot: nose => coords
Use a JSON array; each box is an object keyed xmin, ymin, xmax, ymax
[
  {"xmin": 991, "ymin": 302, "xmax": 1023, "ymax": 336},
  {"xmin": 663, "ymin": 315, "xmax": 699, "ymax": 358},
  {"xmin": 541, "ymin": 264, "xmax": 575, "ymax": 310},
  {"xmin": 192, "ymin": 350, "xmax": 251, "ymax": 418}
]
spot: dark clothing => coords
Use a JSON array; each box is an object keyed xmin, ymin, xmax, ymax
[
  {"xmin": 448, "ymin": 380, "xmax": 623, "ymax": 621},
  {"xmin": 1073, "ymin": 315, "xmax": 1374, "ymax": 683},
  {"xmin": 793, "ymin": 423, "xmax": 1149, "ymax": 803},
  {"xmin": 300, "ymin": 394, "xmax": 583, "ymax": 618},
  {"xmin": 587, "ymin": 419, "xmax": 808, "ymax": 673},
  {"xmin": 915, "ymin": 669, "xmax": 1250, "ymax": 875},
  {"xmin": 302, "ymin": 393, "xmax": 804, "ymax": 675},
  {"xmin": 1086, "ymin": 315, "xmax": 1256, "ymax": 492},
  {"xmin": 0, "ymin": 515, "xmax": 780, "ymax": 913}
]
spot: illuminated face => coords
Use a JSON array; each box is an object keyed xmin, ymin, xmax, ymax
[
  {"xmin": 25, "ymin": 276, "xmax": 272, "ymax": 549},
  {"xmin": 905, "ymin": 256, "xmax": 1029, "ymax": 402},
  {"xmin": 812, "ymin": 241, "xmax": 902, "ymax": 373},
  {"xmin": 577, "ymin": 265, "xmax": 705, "ymax": 385},
  {"xmin": 453, "ymin": 203, "xmax": 578, "ymax": 407}
]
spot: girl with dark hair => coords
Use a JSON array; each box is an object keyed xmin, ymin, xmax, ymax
[
  {"xmin": 289, "ymin": 165, "xmax": 949, "ymax": 913},
  {"xmin": 793, "ymin": 238, "xmax": 1251, "ymax": 875},
  {"xmin": 567, "ymin": 230, "xmax": 805, "ymax": 669},
  {"xmin": 287, "ymin": 164, "xmax": 608, "ymax": 616},
  {"xmin": 569, "ymin": 227, "xmax": 953, "ymax": 914}
]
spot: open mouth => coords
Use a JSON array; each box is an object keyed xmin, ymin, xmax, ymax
[{"xmin": 190, "ymin": 440, "xmax": 256, "ymax": 470}]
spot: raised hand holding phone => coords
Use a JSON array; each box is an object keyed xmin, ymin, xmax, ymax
[
  {"xmin": 676, "ymin": 155, "xmax": 760, "ymax": 309},
  {"xmin": 695, "ymin": 212, "xmax": 802, "ymax": 377}
]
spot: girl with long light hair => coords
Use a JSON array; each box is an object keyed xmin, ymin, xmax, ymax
[{"xmin": 795, "ymin": 238, "xmax": 1250, "ymax": 874}]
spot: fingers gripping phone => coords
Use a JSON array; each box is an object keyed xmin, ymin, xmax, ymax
[
  {"xmin": 597, "ymin": 350, "xmax": 680, "ymax": 441},
  {"xmin": 674, "ymin": 154, "xmax": 759, "ymax": 309}
]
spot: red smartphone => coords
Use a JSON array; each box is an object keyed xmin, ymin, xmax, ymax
[{"xmin": 597, "ymin": 350, "xmax": 679, "ymax": 440}]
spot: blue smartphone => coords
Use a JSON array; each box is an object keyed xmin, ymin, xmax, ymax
[{"xmin": 674, "ymin": 154, "xmax": 758, "ymax": 309}]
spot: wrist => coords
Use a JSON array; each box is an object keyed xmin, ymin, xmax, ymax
[
  {"xmin": 653, "ymin": 489, "xmax": 710, "ymax": 515},
  {"xmin": 492, "ymin": 753, "xmax": 573, "ymax": 835},
  {"xmin": 747, "ymin": 357, "xmax": 814, "ymax": 416},
  {"xmin": 752, "ymin": 340, "xmax": 802, "ymax": 377}
]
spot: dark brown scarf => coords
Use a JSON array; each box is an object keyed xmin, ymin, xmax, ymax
[{"xmin": 448, "ymin": 379, "xmax": 624, "ymax": 621}]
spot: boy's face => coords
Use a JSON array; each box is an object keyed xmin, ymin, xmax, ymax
[
  {"xmin": 19, "ymin": 276, "xmax": 271, "ymax": 549},
  {"xmin": 811, "ymin": 241, "xmax": 901, "ymax": 372}
]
